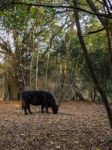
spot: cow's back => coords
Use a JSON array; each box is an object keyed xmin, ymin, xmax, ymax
[
  {"xmin": 22, "ymin": 91, "xmax": 42, "ymax": 105},
  {"xmin": 22, "ymin": 90, "xmax": 56, "ymax": 106}
]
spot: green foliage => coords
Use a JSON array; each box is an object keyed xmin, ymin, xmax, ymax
[{"xmin": 0, "ymin": 0, "xmax": 111, "ymax": 100}]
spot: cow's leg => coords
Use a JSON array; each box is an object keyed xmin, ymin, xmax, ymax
[
  {"xmin": 41, "ymin": 105, "xmax": 44, "ymax": 113},
  {"xmin": 45, "ymin": 105, "xmax": 49, "ymax": 113},
  {"xmin": 24, "ymin": 104, "xmax": 28, "ymax": 115},
  {"xmin": 27, "ymin": 104, "xmax": 33, "ymax": 114}
]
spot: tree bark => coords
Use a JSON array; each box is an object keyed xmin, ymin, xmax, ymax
[{"xmin": 73, "ymin": 0, "xmax": 112, "ymax": 128}]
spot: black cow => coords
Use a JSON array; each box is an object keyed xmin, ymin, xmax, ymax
[{"xmin": 22, "ymin": 90, "xmax": 58, "ymax": 115}]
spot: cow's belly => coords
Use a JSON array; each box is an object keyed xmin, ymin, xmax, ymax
[{"xmin": 29, "ymin": 98, "xmax": 41, "ymax": 106}]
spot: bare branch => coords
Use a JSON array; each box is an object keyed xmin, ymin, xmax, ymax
[
  {"xmin": 9, "ymin": 2, "xmax": 112, "ymax": 19},
  {"xmin": 87, "ymin": 28, "xmax": 105, "ymax": 35}
]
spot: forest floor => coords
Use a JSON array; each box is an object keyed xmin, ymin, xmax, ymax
[{"xmin": 0, "ymin": 100, "xmax": 111, "ymax": 150}]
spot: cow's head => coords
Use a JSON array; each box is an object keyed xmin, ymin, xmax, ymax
[{"xmin": 52, "ymin": 105, "xmax": 58, "ymax": 114}]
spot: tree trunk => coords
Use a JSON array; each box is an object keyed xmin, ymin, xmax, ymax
[
  {"xmin": 45, "ymin": 52, "xmax": 50, "ymax": 89},
  {"xmin": 36, "ymin": 52, "xmax": 39, "ymax": 90},
  {"xmin": 4, "ymin": 72, "xmax": 19, "ymax": 100},
  {"xmin": 73, "ymin": 0, "xmax": 112, "ymax": 128}
]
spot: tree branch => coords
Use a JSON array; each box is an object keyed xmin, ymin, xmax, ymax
[
  {"xmin": 87, "ymin": 28, "xmax": 105, "ymax": 35},
  {"xmin": 9, "ymin": 2, "xmax": 112, "ymax": 19}
]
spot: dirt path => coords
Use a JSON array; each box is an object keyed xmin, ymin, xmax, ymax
[{"xmin": 0, "ymin": 101, "xmax": 111, "ymax": 150}]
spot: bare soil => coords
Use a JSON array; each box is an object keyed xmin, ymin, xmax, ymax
[{"xmin": 0, "ymin": 101, "xmax": 111, "ymax": 150}]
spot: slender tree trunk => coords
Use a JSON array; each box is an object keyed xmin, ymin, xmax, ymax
[
  {"xmin": 19, "ymin": 49, "xmax": 26, "ymax": 90},
  {"xmin": 30, "ymin": 30, "xmax": 35, "ymax": 90},
  {"xmin": 73, "ymin": 0, "xmax": 112, "ymax": 128},
  {"xmin": 36, "ymin": 52, "xmax": 39, "ymax": 90},
  {"xmin": 45, "ymin": 52, "xmax": 50, "ymax": 89},
  {"xmin": 29, "ymin": 54, "xmax": 33, "ymax": 90}
]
